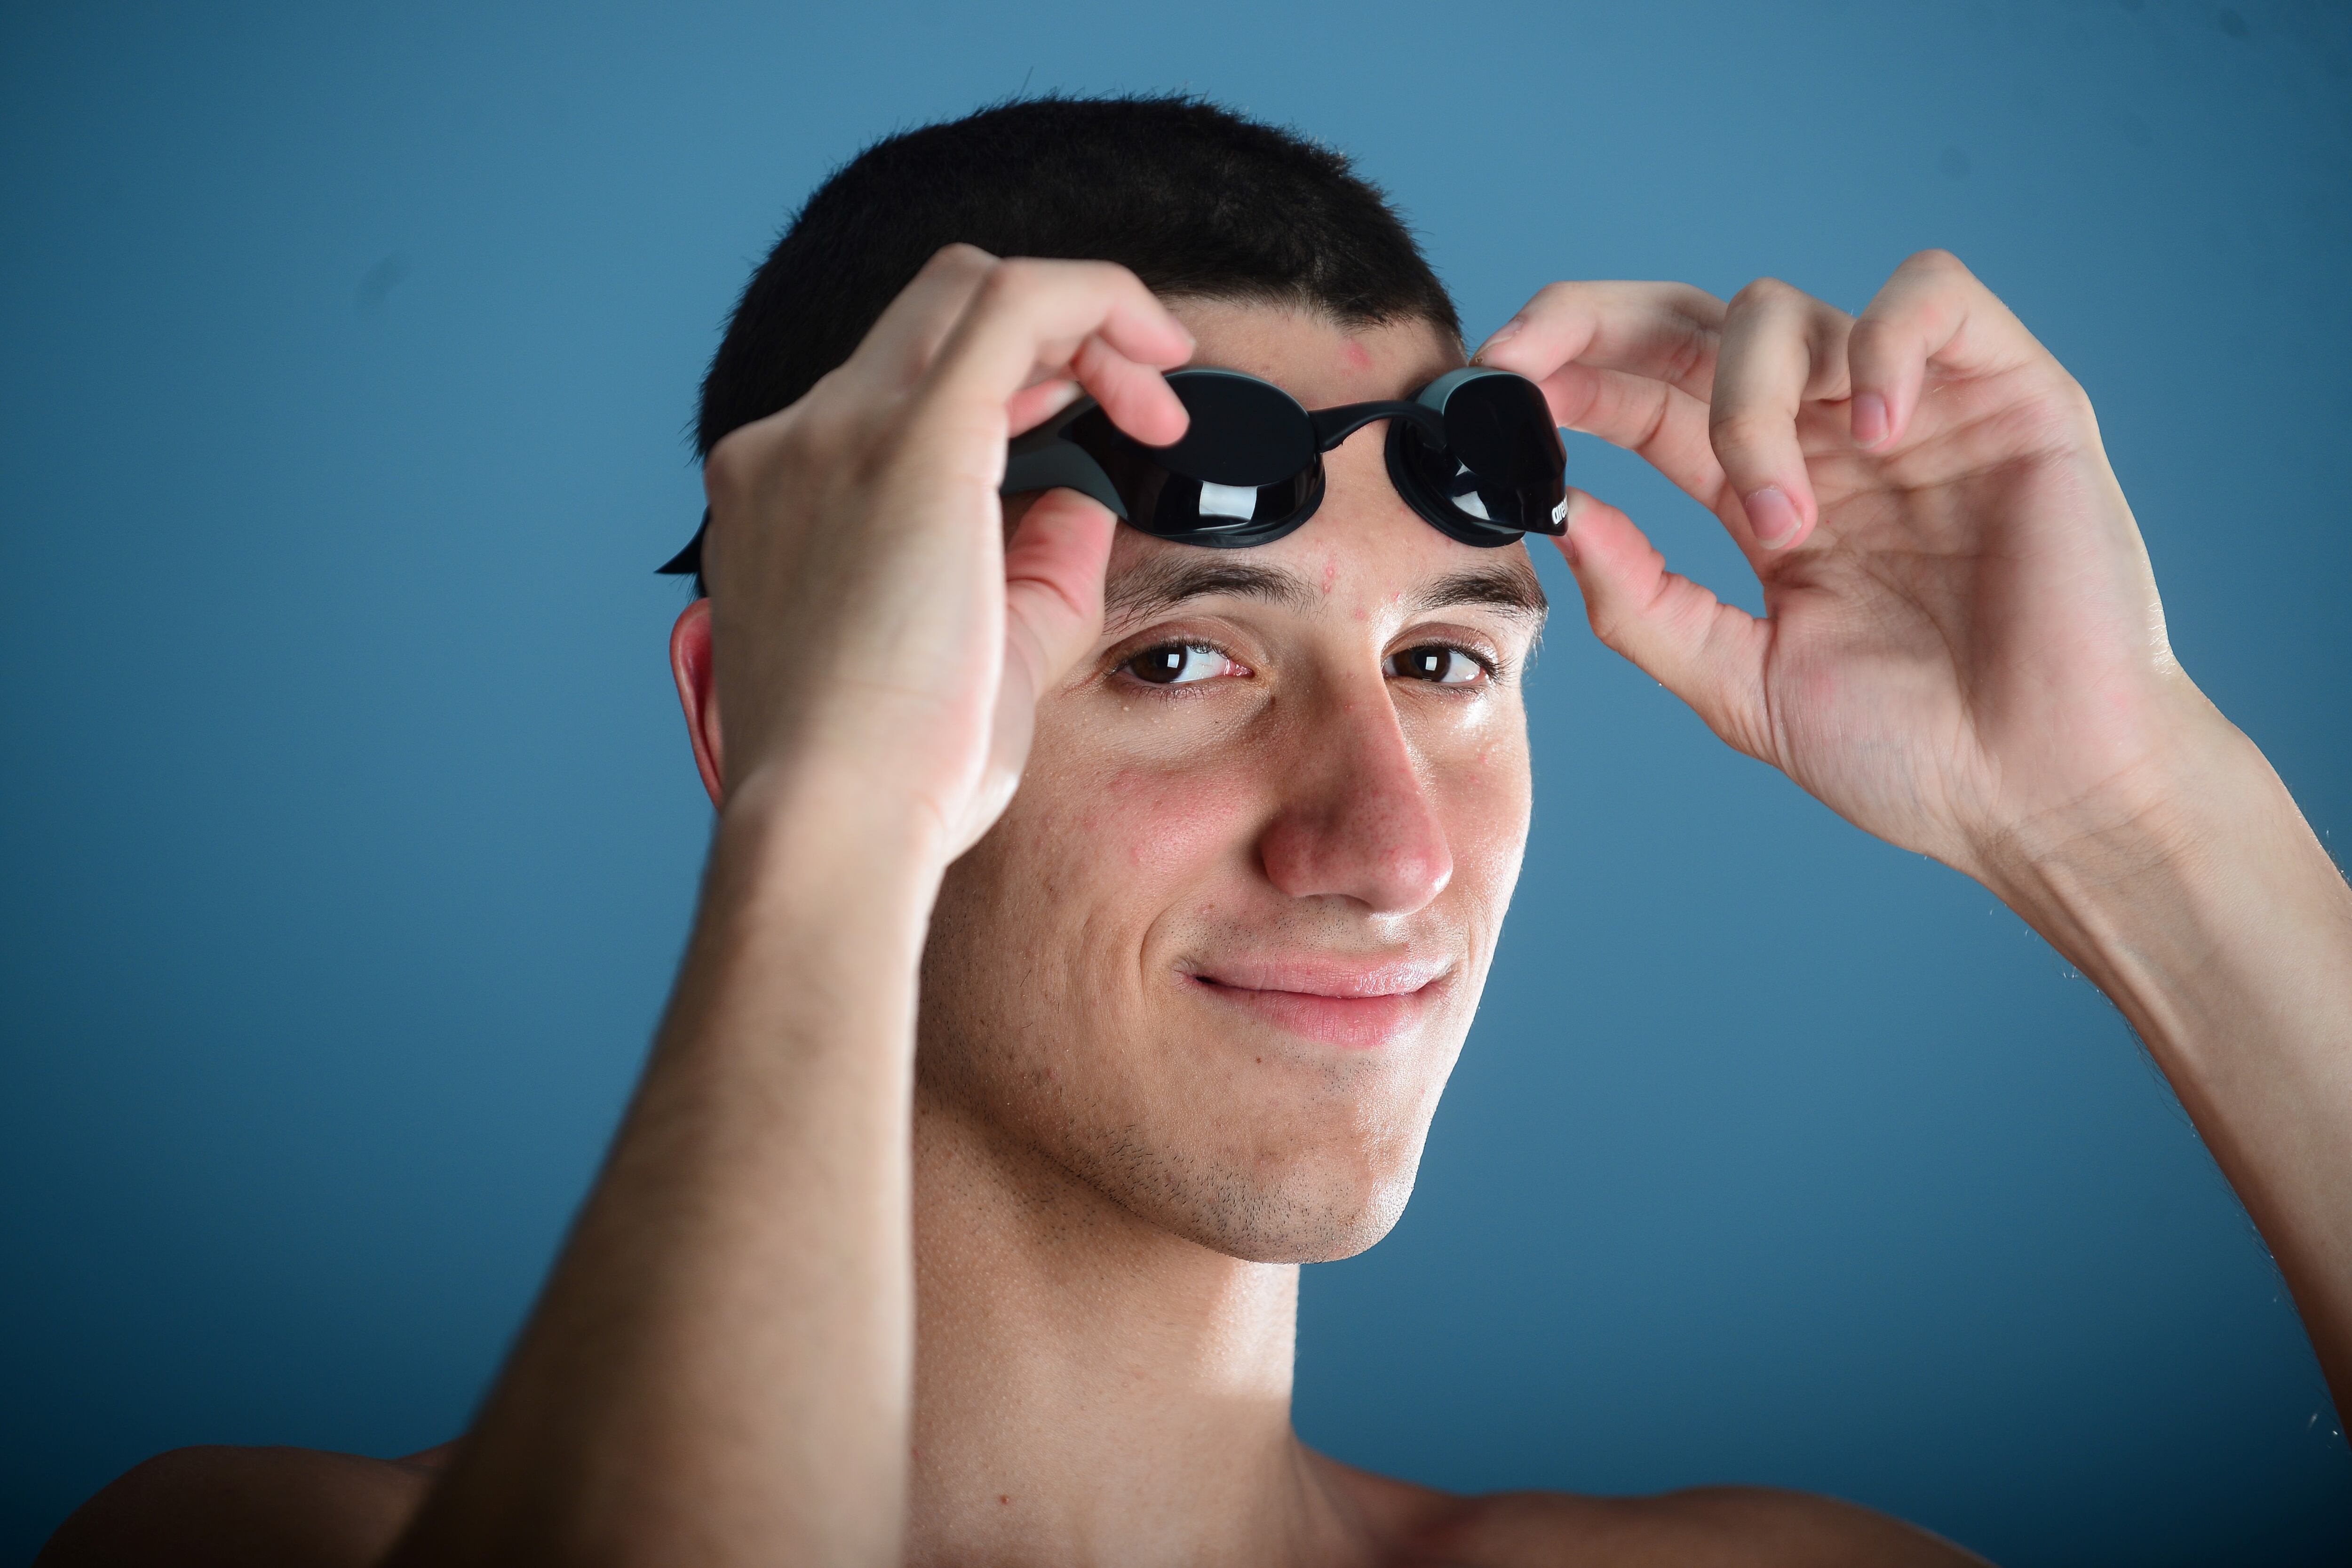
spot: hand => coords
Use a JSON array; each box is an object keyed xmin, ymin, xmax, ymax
[
  {"xmin": 1474, "ymin": 251, "xmax": 2210, "ymax": 885},
  {"xmin": 695, "ymin": 245, "xmax": 1192, "ymax": 861}
]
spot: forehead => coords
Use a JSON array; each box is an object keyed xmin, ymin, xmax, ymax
[{"xmin": 1164, "ymin": 299, "xmax": 1464, "ymax": 408}]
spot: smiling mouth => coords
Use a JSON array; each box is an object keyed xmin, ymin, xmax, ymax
[{"xmin": 1184, "ymin": 957, "xmax": 1454, "ymax": 1049}]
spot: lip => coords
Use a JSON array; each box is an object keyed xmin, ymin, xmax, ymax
[{"xmin": 1182, "ymin": 953, "xmax": 1455, "ymax": 1049}]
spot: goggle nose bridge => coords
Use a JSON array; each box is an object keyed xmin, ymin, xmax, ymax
[{"xmin": 1306, "ymin": 399, "xmax": 1447, "ymax": 453}]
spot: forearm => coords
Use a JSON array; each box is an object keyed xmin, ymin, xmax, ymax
[
  {"xmin": 1986, "ymin": 703, "xmax": 2352, "ymax": 1405},
  {"xmin": 389, "ymin": 768, "xmax": 942, "ymax": 1567}
]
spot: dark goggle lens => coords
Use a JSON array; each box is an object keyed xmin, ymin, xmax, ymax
[
  {"xmin": 1116, "ymin": 460, "xmax": 1321, "ymax": 540},
  {"xmin": 1406, "ymin": 374, "xmax": 1567, "ymax": 534},
  {"xmin": 1065, "ymin": 372, "xmax": 1322, "ymax": 542}
]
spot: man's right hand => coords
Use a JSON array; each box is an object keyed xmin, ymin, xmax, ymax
[
  {"xmin": 691, "ymin": 244, "xmax": 1193, "ymax": 860},
  {"xmin": 387, "ymin": 251, "xmax": 1191, "ymax": 1568}
]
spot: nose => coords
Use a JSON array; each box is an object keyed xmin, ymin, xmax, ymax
[{"xmin": 1256, "ymin": 675, "xmax": 1454, "ymax": 916}]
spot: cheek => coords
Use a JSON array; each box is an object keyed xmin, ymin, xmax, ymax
[
  {"xmin": 922, "ymin": 737, "xmax": 1270, "ymax": 1111},
  {"xmin": 1433, "ymin": 724, "xmax": 1534, "ymax": 904},
  {"xmin": 1019, "ymin": 748, "xmax": 1260, "ymax": 897}
]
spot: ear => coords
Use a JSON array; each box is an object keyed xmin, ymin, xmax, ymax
[{"xmin": 669, "ymin": 598, "xmax": 725, "ymax": 809}]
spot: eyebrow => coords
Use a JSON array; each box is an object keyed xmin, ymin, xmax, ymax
[
  {"xmin": 1102, "ymin": 557, "xmax": 1319, "ymax": 629},
  {"xmin": 1412, "ymin": 563, "xmax": 1549, "ymax": 623},
  {"xmin": 1100, "ymin": 554, "xmax": 1549, "ymax": 631}
]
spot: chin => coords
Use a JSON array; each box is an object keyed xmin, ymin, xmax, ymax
[{"xmin": 1123, "ymin": 1135, "xmax": 1430, "ymax": 1266}]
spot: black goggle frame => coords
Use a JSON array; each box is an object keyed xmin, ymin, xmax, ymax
[
  {"xmin": 656, "ymin": 366, "xmax": 1566, "ymax": 579},
  {"xmin": 999, "ymin": 366, "xmax": 1567, "ymax": 550}
]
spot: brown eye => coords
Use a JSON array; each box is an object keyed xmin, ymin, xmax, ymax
[
  {"xmin": 1123, "ymin": 643, "xmax": 1235, "ymax": 686},
  {"xmin": 1388, "ymin": 645, "xmax": 1486, "ymax": 685}
]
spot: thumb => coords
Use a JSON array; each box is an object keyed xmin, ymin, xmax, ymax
[
  {"xmin": 1554, "ymin": 489, "xmax": 1773, "ymax": 760},
  {"xmin": 1002, "ymin": 487, "xmax": 1117, "ymax": 705},
  {"xmin": 946, "ymin": 488, "xmax": 1115, "ymax": 857}
]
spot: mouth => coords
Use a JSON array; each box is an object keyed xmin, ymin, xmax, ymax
[{"xmin": 1181, "ymin": 954, "xmax": 1456, "ymax": 1050}]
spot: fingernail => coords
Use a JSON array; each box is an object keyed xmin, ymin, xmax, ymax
[
  {"xmin": 1473, "ymin": 318, "xmax": 1525, "ymax": 360},
  {"xmin": 1851, "ymin": 392, "xmax": 1890, "ymax": 448},
  {"xmin": 1744, "ymin": 485, "xmax": 1800, "ymax": 548}
]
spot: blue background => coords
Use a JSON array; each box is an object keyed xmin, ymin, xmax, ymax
[{"xmin": 4, "ymin": 1, "xmax": 2348, "ymax": 1561}]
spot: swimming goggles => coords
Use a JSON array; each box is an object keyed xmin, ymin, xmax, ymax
[
  {"xmin": 656, "ymin": 366, "xmax": 1565, "ymax": 577},
  {"xmin": 1002, "ymin": 366, "xmax": 1567, "ymax": 549}
]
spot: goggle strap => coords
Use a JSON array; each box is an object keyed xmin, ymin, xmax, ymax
[{"xmin": 657, "ymin": 510, "xmax": 709, "ymax": 576}]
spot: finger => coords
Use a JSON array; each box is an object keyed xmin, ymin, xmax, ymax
[
  {"xmin": 1067, "ymin": 327, "xmax": 1188, "ymax": 443},
  {"xmin": 1709, "ymin": 279, "xmax": 1852, "ymax": 552},
  {"xmin": 1471, "ymin": 281, "xmax": 1727, "ymax": 402},
  {"xmin": 1552, "ymin": 489, "xmax": 1771, "ymax": 759},
  {"xmin": 1001, "ymin": 486, "xmax": 1117, "ymax": 704},
  {"xmin": 1847, "ymin": 249, "xmax": 2052, "ymax": 451},
  {"xmin": 1536, "ymin": 360, "xmax": 1730, "ymax": 514},
  {"xmin": 835, "ymin": 242, "xmax": 1003, "ymax": 395},
  {"xmin": 921, "ymin": 257, "xmax": 1195, "ymax": 457},
  {"xmin": 1005, "ymin": 375, "xmax": 1083, "ymax": 435}
]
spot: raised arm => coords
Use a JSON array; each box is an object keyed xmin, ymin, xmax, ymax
[
  {"xmin": 382, "ymin": 247, "xmax": 1192, "ymax": 1566},
  {"xmin": 1474, "ymin": 252, "xmax": 2352, "ymax": 1412}
]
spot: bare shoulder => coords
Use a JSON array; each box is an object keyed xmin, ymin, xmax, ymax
[
  {"xmin": 36, "ymin": 1442, "xmax": 452, "ymax": 1568},
  {"xmin": 1321, "ymin": 1458, "xmax": 1992, "ymax": 1568},
  {"xmin": 1411, "ymin": 1487, "xmax": 1993, "ymax": 1568}
]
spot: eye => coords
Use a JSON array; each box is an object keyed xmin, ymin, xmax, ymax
[
  {"xmin": 1121, "ymin": 642, "xmax": 1240, "ymax": 686},
  {"xmin": 1387, "ymin": 644, "xmax": 1488, "ymax": 686}
]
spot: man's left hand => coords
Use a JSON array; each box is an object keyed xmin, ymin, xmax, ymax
[{"xmin": 1474, "ymin": 251, "xmax": 2211, "ymax": 889}]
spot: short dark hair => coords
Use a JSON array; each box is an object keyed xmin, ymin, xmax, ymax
[{"xmin": 668, "ymin": 94, "xmax": 1461, "ymax": 588}]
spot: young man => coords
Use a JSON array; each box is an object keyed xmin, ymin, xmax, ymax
[{"xmin": 44, "ymin": 96, "xmax": 2352, "ymax": 1567}]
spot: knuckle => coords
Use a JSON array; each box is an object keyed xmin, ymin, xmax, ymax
[
  {"xmin": 1904, "ymin": 247, "xmax": 1966, "ymax": 277},
  {"xmin": 772, "ymin": 403, "xmax": 830, "ymax": 466},
  {"xmin": 1729, "ymin": 276, "xmax": 1798, "ymax": 313},
  {"xmin": 1706, "ymin": 412, "xmax": 1785, "ymax": 470},
  {"xmin": 1706, "ymin": 406, "xmax": 1776, "ymax": 446},
  {"xmin": 1666, "ymin": 282, "xmax": 1726, "ymax": 317},
  {"xmin": 1584, "ymin": 600, "xmax": 1629, "ymax": 650},
  {"xmin": 1661, "ymin": 321, "xmax": 1714, "ymax": 387},
  {"xmin": 1082, "ymin": 257, "xmax": 1144, "ymax": 293},
  {"xmin": 1662, "ymin": 284, "xmax": 1728, "ymax": 347},
  {"xmin": 702, "ymin": 426, "xmax": 759, "ymax": 501},
  {"xmin": 1527, "ymin": 279, "xmax": 1588, "ymax": 313},
  {"xmin": 976, "ymin": 257, "xmax": 1041, "ymax": 312},
  {"xmin": 1847, "ymin": 313, "xmax": 1893, "ymax": 348},
  {"xmin": 2021, "ymin": 373, "xmax": 2098, "ymax": 441},
  {"xmin": 925, "ymin": 241, "xmax": 996, "ymax": 278}
]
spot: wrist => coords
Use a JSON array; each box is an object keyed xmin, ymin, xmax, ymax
[
  {"xmin": 1973, "ymin": 692, "xmax": 2251, "ymax": 917},
  {"xmin": 710, "ymin": 759, "xmax": 954, "ymax": 957},
  {"xmin": 1978, "ymin": 701, "xmax": 2346, "ymax": 1070}
]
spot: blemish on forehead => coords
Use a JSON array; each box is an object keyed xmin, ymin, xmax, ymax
[
  {"xmin": 1340, "ymin": 339, "xmax": 1373, "ymax": 372},
  {"xmin": 1319, "ymin": 556, "xmax": 1340, "ymax": 594}
]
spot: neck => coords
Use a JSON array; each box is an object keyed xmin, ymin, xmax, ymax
[{"xmin": 904, "ymin": 1086, "xmax": 1370, "ymax": 1567}]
